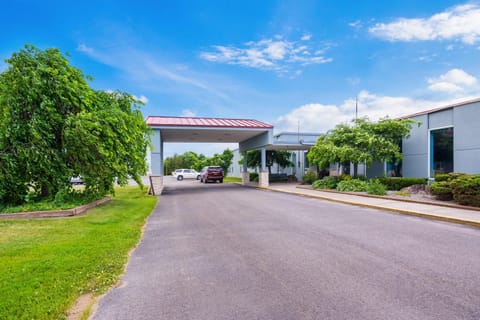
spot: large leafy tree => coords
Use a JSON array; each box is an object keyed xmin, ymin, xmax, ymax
[
  {"xmin": 210, "ymin": 149, "xmax": 234, "ymax": 174},
  {"xmin": 308, "ymin": 117, "xmax": 416, "ymax": 176},
  {"xmin": 0, "ymin": 44, "xmax": 151, "ymax": 204}
]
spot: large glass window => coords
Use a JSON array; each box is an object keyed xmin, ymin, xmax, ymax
[{"xmin": 430, "ymin": 127, "xmax": 454, "ymax": 177}]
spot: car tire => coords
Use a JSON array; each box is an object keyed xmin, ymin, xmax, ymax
[
  {"xmin": 177, "ymin": 175, "xmax": 183, "ymax": 181},
  {"xmin": 220, "ymin": 179, "xmax": 223, "ymax": 183},
  {"xmin": 197, "ymin": 175, "xmax": 201, "ymax": 180}
]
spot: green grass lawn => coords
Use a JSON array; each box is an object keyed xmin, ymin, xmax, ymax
[
  {"xmin": 0, "ymin": 187, "xmax": 157, "ymax": 320},
  {"xmin": 224, "ymin": 176, "xmax": 242, "ymax": 183}
]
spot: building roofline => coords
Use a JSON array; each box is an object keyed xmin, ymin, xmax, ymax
[
  {"xmin": 145, "ymin": 115, "xmax": 273, "ymax": 129},
  {"xmin": 274, "ymin": 131, "xmax": 323, "ymax": 137},
  {"xmin": 399, "ymin": 97, "xmax": 480, "ymax": 119}
]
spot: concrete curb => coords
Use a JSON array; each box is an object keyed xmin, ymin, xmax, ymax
[
  {"xmin": 0, "ymin": 196, "xmax": 112, "ymax": 219},
  {"xmin": 258, "ymin": 186, "xmax": 480, "ymax": 229},
  {"xmin": 296, "ymin": 185, "xmax": 480, "ymax": 212}
]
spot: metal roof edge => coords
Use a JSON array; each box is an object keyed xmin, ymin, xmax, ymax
[{"xmin": 398, "ymin": 97, "xmax": 480, "ymax": 119}]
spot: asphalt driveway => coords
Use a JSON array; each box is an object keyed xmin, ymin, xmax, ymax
[{"xmin": 92, "ymin": 179, "xmax": 480, "ymax": 320}]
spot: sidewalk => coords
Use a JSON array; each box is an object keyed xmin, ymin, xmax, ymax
[{"xmin": 256, "ymin": 183, "xmax": 480, "ymax": 228}]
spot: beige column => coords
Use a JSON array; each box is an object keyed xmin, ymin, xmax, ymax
[{"xmin": 259, "ymin": 172, "xmax": 269, "ymax": 188}]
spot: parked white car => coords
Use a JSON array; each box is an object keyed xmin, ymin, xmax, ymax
[{"xmin": 172, "ymin": 169, "xmax": 201, "ymax": 181}]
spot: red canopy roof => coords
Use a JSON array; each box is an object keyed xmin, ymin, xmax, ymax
[{"xmin": 146, "ymin": 116, "xmax": 273, "ymax": 129}]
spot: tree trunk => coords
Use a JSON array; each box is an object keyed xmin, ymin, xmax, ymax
[{"xmin": 353, "ymin": 163, "xmax": 358, "ymax": 177}]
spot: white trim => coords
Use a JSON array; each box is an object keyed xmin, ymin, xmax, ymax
[{"xmin": 428, "ymin": 125, "xmax": 454, "ymax": 178}]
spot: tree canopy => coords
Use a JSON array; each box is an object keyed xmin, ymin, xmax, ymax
[
  {"xmin": 307, "ymin": 117, "xmax": 416, "ymax": 176},
  {"xmin": 0, "ymin": 44, "xmax": 151, "ymax": 205}
]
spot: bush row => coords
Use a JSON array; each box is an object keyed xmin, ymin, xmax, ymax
[
  {"xmin": 431, "ymin": 173, "xmax": 480, "ymax": 207},
  {"xmin": 312, "ymin": 177, "xmax": 387, "ymax": 195}
]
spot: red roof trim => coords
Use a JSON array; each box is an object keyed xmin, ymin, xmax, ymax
[
  {"xmin": 145, "ymin": 116, "xmax": 273, "ymax": 129},
  {"xmin": 399, "ymin": 97, "xmax": 480, "ymax": 119}
]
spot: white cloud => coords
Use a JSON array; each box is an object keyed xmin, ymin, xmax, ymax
[
  {"xmin": 133, "ymin": 95, "xmax": 149, "ymax": 103},
  {"xmin": 79, "ymin": 43, "xmax": 231, "ymax": 102},
  {"xmin": 77, "ymin": 44, "xmax": 94, "ymax": 54},
  {"xmin": 369, "ymin": 3, "xmax": 480, "ymax": 44},
  {"xmin": 301, "ymin": 33, "xmax": 312, "ymax": 41},
  {"xmin": 200, "ymin": 34, "xmax": 331, "ymax": 75},
  {"xmin": 181, "ymin": 109, "xmax": 196, "ymax": 117},
  {"xmin": 427, "ymin": 68, "xmax": 477, "ymax": 93},
  {"xmin": 274, "ymin": 90, "xmax": 474, "ymax": 133},
  {"xmin": 417, "ymin": 54, "xmax": 437, "ymax": 62},
  {"xmin": 349, "ymin": 20, "xmax": 362, "ymax": 29}
]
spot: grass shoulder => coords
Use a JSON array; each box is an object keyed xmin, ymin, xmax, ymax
[{"xmin": 0, "ymin": 186, "xmax": 157, "ymax": 320}]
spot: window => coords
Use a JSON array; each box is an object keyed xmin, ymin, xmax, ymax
[{"xmin": 430, "ymin": 127, "xmax": 454, "ymax": 177}]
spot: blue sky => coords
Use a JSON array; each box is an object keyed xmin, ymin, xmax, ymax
[{"xmin": 2, "ymin": 0, "xmax": 480, "ymax": 156}]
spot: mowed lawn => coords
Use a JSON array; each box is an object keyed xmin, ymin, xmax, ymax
[{"xmin": 0, "ymin": 187, "xmax": 157, "ymax": 320}]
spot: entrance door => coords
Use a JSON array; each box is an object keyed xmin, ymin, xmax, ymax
[{"xmin": 430, "ymin": 127, "xmax": 454, "ymax": 177}]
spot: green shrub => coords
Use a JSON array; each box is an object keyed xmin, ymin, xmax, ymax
[
  {"xmin": 249, "ymin": 172, "xmax": 259, "ymax": 182},
  {"xmin": 451, "ymin": 174, "xmax": 480, "ymax": 207},
  {"xmin": 302, "ymin": 170, "xmax": 318, "ymax": 185},
  {"xmin": 430, "ymin": 181, "xmax": 453, "ymax": 201},
  {"xmin": 367, "ymin": 180, "xmax": 387, "ymax": 195},
  {"xmin": 434, "ymin": 172, "xmax": 467, "ymax": 182},
  {"xmin": 378, "ymin": 177, "xmax": 427, "ymax": 191},
  {"xmin": 338, "ymin": 174, "xmax": 352, "ymax": 181},
  {"xmin": 312, "ymin": 176, "xmax": 338, "ymax": 189},
  {"xmin": 336, "ymin": 179, "xmax": 369, "ymax": 192},
  {"xmin": 433, "ymin": 173, "xmax": 450, "ymax": 182}
]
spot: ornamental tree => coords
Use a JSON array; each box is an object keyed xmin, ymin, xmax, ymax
[
  {"xmin": 242, "ymin": 150, "xmax": 294, "ymax": 174},
  {"xmin": 308, "ymin": 117, "xmax": 416, "ymax": 176},
  {"xmin": 0, "ymin": 44, "xmax": 151, "ymax": 205}
]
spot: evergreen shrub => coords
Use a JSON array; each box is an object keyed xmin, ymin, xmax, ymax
[
  {"xmin": 430, "ymin": 181, "xmax": 453, "ymax": 201},
  {"xmin": 451, "ymin": 174, "xmax": 480, "ymax": 207}
]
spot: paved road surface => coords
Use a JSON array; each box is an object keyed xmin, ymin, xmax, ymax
[{"xmin": 93, "ymin": 179, "xmax": 480, "ymax": 320}]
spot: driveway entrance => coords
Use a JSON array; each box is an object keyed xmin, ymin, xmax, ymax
[{"xmin": 92, "ymin": 182, "xmax": 480, "ymax": 320}]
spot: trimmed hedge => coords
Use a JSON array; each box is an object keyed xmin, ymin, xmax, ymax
[{"xmin": 378, "ymin": 177, "xmax": 427, "ymax": 191}]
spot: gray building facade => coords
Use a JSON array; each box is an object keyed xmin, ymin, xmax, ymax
[
  {"xmin": 228, "ymin": 132, "xmax": 322, "ymax": 182},
  {"xmin": 402, "ymin": 98, "xmax": 480, "ymax": 178}
]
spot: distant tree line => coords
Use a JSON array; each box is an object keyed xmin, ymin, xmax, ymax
[{"xmin": 164, "ymin": 149, "xmax": 233, "ymax": 175}]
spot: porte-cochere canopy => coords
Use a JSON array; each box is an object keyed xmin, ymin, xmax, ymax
[
  {"xmin": 146, "ymin": 116, "xmax": 318, "ymax": 187},
  {"xmin": 146, "ymin": 116, "xmax": 273, "ymax": 144}
]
